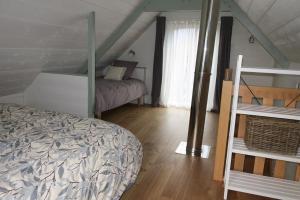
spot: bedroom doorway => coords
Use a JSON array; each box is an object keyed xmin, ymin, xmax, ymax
[{"xmin": 160, "ymin": 17, "xmax": 220, "ymax": 111}]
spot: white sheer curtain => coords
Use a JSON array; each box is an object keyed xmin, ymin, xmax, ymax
[
  {"xmin": 160, "ymin": 20, "xmax": 200, "ymax": 109},
  {"xmin": 207, "ymin": 22, "xmax": 220, "ymax": 111}
]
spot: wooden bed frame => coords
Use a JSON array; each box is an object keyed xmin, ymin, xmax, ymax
[
  {"xmin": 96, "ymin": 95, "xmax": 144, "ymax": 119},
  {"xmin": 213, "ymin": 80, "xmax": 300, "ymax": 182}
]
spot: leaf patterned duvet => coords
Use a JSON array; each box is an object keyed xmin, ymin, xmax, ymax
[{"xmin": 0, "ymin": 104, "xmax": 142, "ymax": 200}]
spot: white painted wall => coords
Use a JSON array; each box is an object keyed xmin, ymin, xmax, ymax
[
  {"xmin": 0, "ymin": 0, "xmax": 157, "ymax": 97},
  {"xmin": 230, "ymin": 19, "xmax": 300, "ymax": 91},
  {"xmin": 119, "ymin": 22, "xmax": 156, "ymax": 104},
  {"xmin": 273, "ymin": 62, "xmax": 300, "ymax": 89},
  {"xmin": 24, "ymin": 73, "xmax": 88, "ymax": 117},
  {"xmin": 230, "ymin": 19, "xmax": 275, "ymax": 87},
  {"xmin": 0, "ymin": 93, "xmax": 24, "ymax": 104}
]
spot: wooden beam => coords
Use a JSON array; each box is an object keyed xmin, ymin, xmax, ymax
[
  {"xmin": 225, "ymin": 0, "xmax": 289, "ymax": 67},
  {"xmin": 88, "ymin": 11, "xmax": 96, "ymax": 118},
  {"xmin": 145, "ymin": 0, "xmax": 202, "ymax": 11},
  {"xmin": 113, "ymin": 17, "xmax": 156, "ymax": 60},
  {"xmin": 144, "ymin": 0, "xmax": 230, "ymax": 12},
  {"xmin": 95, "ymin": 0, "xmax": 152, "ymax": 63},
  {"xmin": 79, "ymin": 0, "xmax": 153, "ymax": 73}
]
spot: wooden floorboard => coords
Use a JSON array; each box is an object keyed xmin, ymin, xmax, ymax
[{"xmin": 102, "ymin": 105, "xmax": 271, "ymax": 200}]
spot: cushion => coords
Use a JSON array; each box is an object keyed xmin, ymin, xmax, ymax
[
  {"xmin": 112, "ymin": 60, "xmax": 138, "ymax": 80},
  {"xmin": 104, "ymin": 66, "xmax": 127, "ymax": 80}
]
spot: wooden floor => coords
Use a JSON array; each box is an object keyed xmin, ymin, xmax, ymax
[{"xmin": 102, "ymin": 105, "xmax": 271, "ymax": 200}]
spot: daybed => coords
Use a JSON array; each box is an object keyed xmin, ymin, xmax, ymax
[{"xmin": 95, "ymin": 60, "xmax": 147, "ymax": 117}]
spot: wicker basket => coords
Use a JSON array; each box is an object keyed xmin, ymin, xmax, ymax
[{"xmin": 245, "ymin": 116, "xmax": 300, "ymax": 155}]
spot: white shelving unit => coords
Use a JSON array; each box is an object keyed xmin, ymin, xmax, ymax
[
  {"xmin": 240, "ymin": 67, "xmax": 300, "ymax": 75},
  {"xmin": 233, "ymin": 138, "xmax": 300, "ymax": 163},
  {"xmin": 228, "ymin": 171, "xmax": 300, "ymax": 200},
  {"xmin": 237, "ymin": 104, "xmax": 300, "ymax": 121},
  {"xmin": 223, "ymin": 55, "xmax": 300, "ymax": 200}
]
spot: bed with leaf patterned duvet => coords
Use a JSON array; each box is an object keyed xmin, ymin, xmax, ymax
[{"xmin": 0, "ymin": 104, "xmax": 143, "ymax": 200}]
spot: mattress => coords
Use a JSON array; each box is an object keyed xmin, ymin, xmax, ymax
[
  {"xmin": 95, "ymin": 78, "xmax": 147, "ymax": 114},
  {"xmin": 0, "ymin": 104, "xmax": 142, "ymax": 200}
]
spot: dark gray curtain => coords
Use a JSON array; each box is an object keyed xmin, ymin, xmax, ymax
[
  {"xmin": 151, "ymin": 16, "xmax": 166, "ymax": 107},
  {"xmin": 212, "ymin": 16, "xmax": 233, "ymax": 112}
]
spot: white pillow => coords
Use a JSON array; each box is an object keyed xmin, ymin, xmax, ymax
[{"xmin": 104, "ymin": 66, "xmax": 126, "ymax": 80}]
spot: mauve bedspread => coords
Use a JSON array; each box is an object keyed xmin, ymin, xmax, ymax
[
  {"xmin": 0, "ymin": 104, "xmax": 142, "ymax": 200},
  {"xmin": 95, "ymin": 78, "xmax": 147, "ymax": 115}
]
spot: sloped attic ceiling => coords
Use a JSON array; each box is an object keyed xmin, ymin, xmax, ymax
[
  {"xmin": 0, "ymin": 0, "xmax": 157, "ymax": 97},
  {"xmin": 236, "ymin": 0, "xmax": 300, "ymax": 64}
]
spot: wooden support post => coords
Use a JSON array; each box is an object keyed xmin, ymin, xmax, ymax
[
  {"xmin": 213, "ymin": 81, "xmax": 233, "ymax": 181},
  {"xmin": 296, "ymin": 164, "xmax": 300, "ymax": 181},
  {"xmin": 253, "ymin": 157, "xmax": 265, "ymax": 175},
  {"xmin": 234, "ymin": 96, "xmax": 251, "ymax": 171},
  {"xmin": 88, "ymin": 12, "xmax": 96, "ymax": 118},
  {"xmin": 138, "ymin": 96, "xmax": 144, "ymax": 106},
  {"xmin": 274, "ymin": 160, "xmax": 286, "ymax": 179}
]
